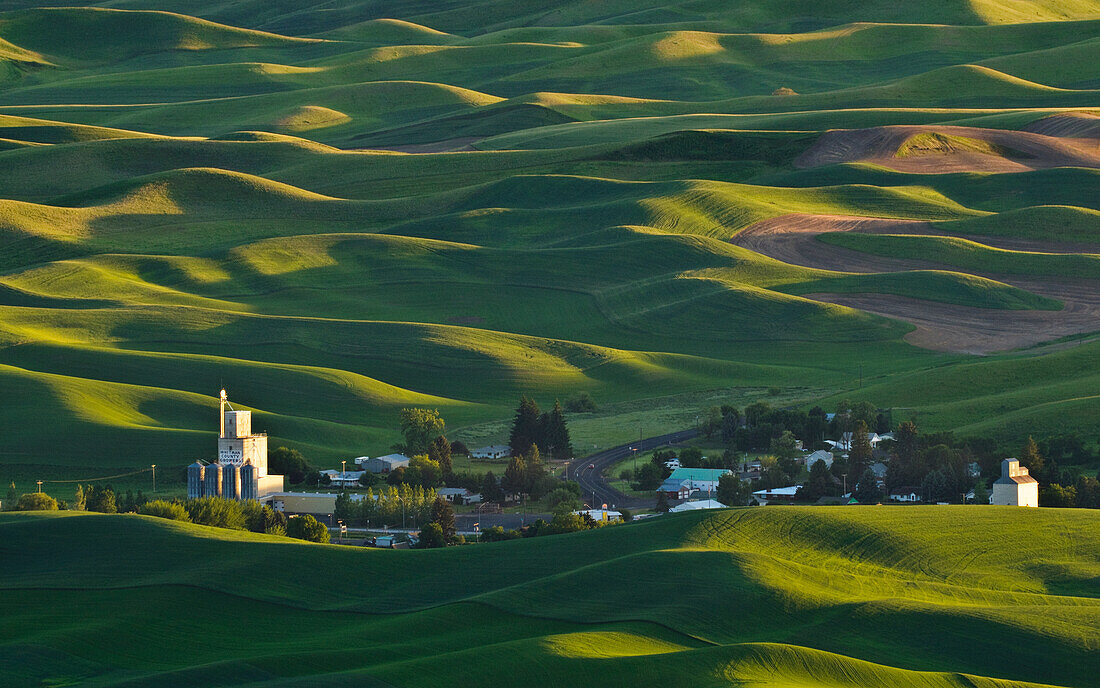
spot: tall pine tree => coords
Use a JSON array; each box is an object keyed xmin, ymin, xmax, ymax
[
  {"xmin": 509, "ymin": 396, "xmax": 542, "ymax": 456},
  {"xmin": 541, "ymin": 400, "xmax": 573, "ymax": 461},
  {"xmin": 849, "ymin": 420, "xmax": 874, "ymax": 480}
]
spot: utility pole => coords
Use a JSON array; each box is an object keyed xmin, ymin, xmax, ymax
[
  {"xmin": 151, "ymin": 464, "xmax": 156, "ymax": 493},
  {"xmin": 36, "ymin": 480, "xmax": 42, "ymax": 493},
  {"xmin": 341, "ymin": 460, "xmax": 347, "ymax": 491}
]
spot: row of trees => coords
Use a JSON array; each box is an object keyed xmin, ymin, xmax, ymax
[
  {"xmin": 3, "ymin": 482, "xmax": 149, "ymax": 514},
  {"xmin": 509, "ymin": 397, "xmax": 572, "ymax": 461},
  {"xmin": 334, "ymin": 483, "xmax": 439, "ymax": 528}
]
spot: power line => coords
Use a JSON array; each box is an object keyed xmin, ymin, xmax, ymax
[{"xmin": 43, "ymin": 467, "xmax": 153, "ymax": 484}]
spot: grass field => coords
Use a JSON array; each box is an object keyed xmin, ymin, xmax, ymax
[
  {"xmin": 0, "ymin": 506, "xmax": 1096, "ymax": 687},
  {"xmin": 0, "ymin": 0, "xmax": 1099, "ymax": 483}
]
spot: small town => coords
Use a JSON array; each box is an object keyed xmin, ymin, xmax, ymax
[{"xmin": 2, "ymin": 1, "xmax": 1098, "ymax": 686}]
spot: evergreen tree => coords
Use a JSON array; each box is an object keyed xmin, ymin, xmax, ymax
[
  {"xmin": 717, "ymin": 473, "xmax": 750, "ymax": 506},
  {"xmin": 800, "ymin": 459, "xmax": 838, "ymax": 501},
  {"xmin": 428, "ymin": 435, "xmax": 453, "ymax": 475},
  {"xmin": 655, "ymin": 491, "xmax": 670, "ymax": 512},
  {"xmin": 848, "ymin": 420, "xmax": 874, "ymax": 478},
  {"xmin": 481, "ymin": 470, "xmax": 501, "ymax": 502},
  {"xmin": 972, "ymin": 480, "xmax": 989, "ymax": 504},
  {"xmin": 523, "ymin": 444, "xmax": 546, "ymax": 495},
  {"xmin": 502, "ymin": 456, "xmax": 527, "ymax": 497},
  {"xmin": 429, "ymin": 496, "xmax": 456, "ymax": 543},
  {"xmin": 853, "ymin": 468, "xmax": 882, "ymax": 503},
  {"xmin": 73, "ymin": 484, "xmax": 86, "ymax": 511},
  {"xmin": 541, "ymin": 401, "xmax": 573, "ymax": 461},
  {"xmin": 508, "ymin": 396, "xmax": 542, "ymax": 456},
  {"xmin": 1020, "ymin": 436, "xmax": 1045, "ymax": 477},
  {"xmin": 334, "ymin": 492, "xmax": 353, "ymax": 522}
]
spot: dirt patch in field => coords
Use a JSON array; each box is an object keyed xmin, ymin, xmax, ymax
[
  {"xmin": 352, "ymin": 137, "xmax": 483, "ymax": 153},
  {"xmin": 795, "ymin": 124, "xmax": 1100, "ymax": 173},
  {"xmin": 733, "ymin": 213, "xmax": 1100, "ymax": 353},
  {"xmin": 1023, "ymin": 112, "xmax": 1100, "ymax": 139}
]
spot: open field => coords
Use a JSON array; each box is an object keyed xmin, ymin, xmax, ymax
[
  {"xmin": 0, "ymin": 0, "xmax": 1100, "ymax": 480},
  {"xmin": 0, "ymin": 506, "xmax": 1096, "ymax": 687}
]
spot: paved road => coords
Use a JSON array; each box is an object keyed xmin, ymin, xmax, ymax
[{"xmin": 568, "ymin": 429, "xmax": 699, "ymax": 510}]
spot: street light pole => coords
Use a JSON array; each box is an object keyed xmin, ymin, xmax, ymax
[
  {"xmin": 36, "ymin": 480, "xmax": 42, "ymax": 493},
  {"xmin": 151, "ymin": 464, "xmax": 156, "ymax": 494},
  {"xmin": 341, "ymin": 460, "xmax": 347, "ymax": 491}
]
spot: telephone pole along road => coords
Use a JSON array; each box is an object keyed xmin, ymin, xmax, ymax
[{"xmin": 567, "ymin": 429, "xmax": 699, "ymax": 510}]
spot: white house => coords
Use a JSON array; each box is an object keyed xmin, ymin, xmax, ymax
[
  {"xmin": 752, "ymin": 486, "xmax": 800, "ymax": 505},
  {"xmin": 991, "ymin": 458, "xmax": 1038, "ymax": 507},
  {"xmin": 437, "ymin": 487, "xmax": 482, "ymax": 505},
  {"xmin": 320, "ymin": 469, "xmax": 366, "ymax": 487},
  {"xmin": 804, "ymin": 450, "xmax": 834, "ymax": 470},
  {"xmin": 827, "ymin": 432, "xmax": 886, "ymax": 452},
  {"xmin": 889, "ymin": 487, "xmax": 921, "ymax": 503},
  {"xmin": 471, "ymin": 445, "xmax": 510, "ymax": 459}
]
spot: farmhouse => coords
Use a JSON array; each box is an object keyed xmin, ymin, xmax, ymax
[
  {"xmin": 362, "ymin": 454, "xmax": 411, "ymax": 473},
  {"xmin": 658, "ymin": 477, "xmax": 692, "ymax": 500},
  {"xmin": 991, "ymin": 458, "xmax": 1039, "ymax": 507},
  {"xmin": 187, "ymin": 389, "xmax": 284, "ymax": 501},
  {"xmin": 471, "ymin": 445, "xmax": 510, "ymax": 459},
  {"xmin": 889, "ymin": 487, "xmax": 921, "ymax": 503},
  {"xmin": 667, "ymin": 467, "xmax": 731, "ymax": 493},
  {"xmin": 320, "ymin": 469, "xmax": 365, "ymax": 488},
  {"xmin": 752, "ymin": 486, "xmax": 799, "ymax": 505},
  {"xmin": 437, "ymin": 487, "xmax": 482, "ymax": 505},
  {"xmin": 804, "ymin": 450, "xmax": 833, "ymax": 470}
]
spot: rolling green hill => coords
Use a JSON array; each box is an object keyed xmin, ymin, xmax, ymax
[
  {"xmin": 0, "ymin": 506, "xmax": 1096, "ymax": 687},
  {"xmin": 0, "ymin": 0, "xmax": 1099, "ymax": 484}
]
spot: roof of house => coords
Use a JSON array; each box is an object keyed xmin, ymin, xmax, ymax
[
  {"xmin": 805, "ymin": 450, "xmax": 833, "ymax": 463},
  {"xmin": 373, "ymin": 453, "xmax": 411, "ymax": 463},
  {"xmin": 669, "ymin": 499, "xmax": 726, "ymax": 512},
  {"xmin": 437, "ymin": 487, "xmax": 471, "ymax": 496},
  {"xmin": 669, "ymin": 468, "xmax": 731, "ymax": 481},
  {"xmin": 870, "ymin": 462, "xmax": 888, "ymax": 477},
  {"xmin": 752, "ymin": 486, "xmax": 800, "ymax": 496},
  {"xmin": 658, "ymin": 477, "xmax": 689, "ymax": 491}
]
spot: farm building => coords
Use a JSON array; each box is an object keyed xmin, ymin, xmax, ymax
[
  {"xmin": 752, "ymin": 486, "xmax": 799, "ymax": 505},
  {"xmin": 889, "ymin": 487, "xmax": 921, "ymax": 503},
  {"xmin": 471, "ymin": 445, "xmax": 510, "ymax": 459},
  {"xmin": 188, "ymin": 389, "xmax": 284, "ymax": 500},
  {"xmin": 669, "ymin": 499, "xmax": 726, "ymax": 512},
  {"xmin": 658, "ymin": 478, "xmax": 692, "ymax": 500},
  {"xmin": 437, "ymin": 487, "xmax": 482, "ymax": 505},
  {"xmin": 573, "ymin": 508, "xmax": 622, "ymax": 522},
  {"xmin": 362, "ymin": 454, "xmax": 411, "ymax": 473},
  {"xmin": 667, "ymin": 468, "xmax": 731, "ymax": 493},
  {"xmin": 804, "ymin": 450, "xmax": 834, "ymax": 470},
  {"xmin": 320, "ymin": 470, "xmax": 365, "ymax": 488},
  {"xmin": 991, "ymin": 458, "xmax": 1039, "ymax": 507},
  {"xmin": 271, "ymin": 492, "xmax": 338, "ymax": 516}
]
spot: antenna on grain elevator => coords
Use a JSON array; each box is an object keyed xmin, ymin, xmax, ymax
[{"xmin": 219, "ymin": 388, "xmax": 227, "ymax": 438}]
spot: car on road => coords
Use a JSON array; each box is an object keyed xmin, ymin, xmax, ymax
[{"xmin": 588, "ymin": 463, "xmax": 595, "ymax": 469}]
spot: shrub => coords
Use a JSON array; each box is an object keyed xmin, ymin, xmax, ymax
[
  {"xmin": 16, "ymin": 492, "xmax": 58, "ymax": 511},
  {"xmin": 286, "ymin": 514, "xmax": 330, "ymax": 543},
  {"xmin": 139, "ymin": 500, "xmax": 190, "ymax": 522},
  {"xmin": 184, "ymin": 497, "xmax": 246, "ymax": 530},
  {"xmin": 418, "ymin": 521, "xmax": 446, "ymax": 548},
  {"xmin": 481, "ymin": 525, "xmax": 521, "ymax": 541}
]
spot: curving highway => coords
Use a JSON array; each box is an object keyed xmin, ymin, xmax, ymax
[{"xmin": 567, "ymin": 429, "xmax": 699, "ymax": 510}]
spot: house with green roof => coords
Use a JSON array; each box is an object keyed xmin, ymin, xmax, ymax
[{"xmin": 668, "ymin": 468, "xmax": 731, "ymax": 494}]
